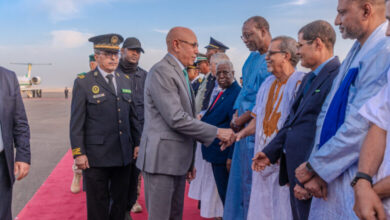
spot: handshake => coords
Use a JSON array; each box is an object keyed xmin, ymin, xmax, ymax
[{"xmin": 216, "ymin": 128, "xmax": 244, "ymax": 151}]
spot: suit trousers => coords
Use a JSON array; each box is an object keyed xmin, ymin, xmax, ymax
[
  {"xmin": 84, "ymin": 165, "xmax": 131, "ymax": 220},
  {"xmin": 289, "ymin": 184, "xmax": 311, "ymax": 220},
  {"xmin": 0, "ymin": 152, "xmax": 12, "ymax": 220},
  {"xmin": 127, "ymin": 162, "xmax": 140, "ymax": 210},
  {"xmin": 211, "ymin": 163, "xmax": 229, "ymax": 205},
  {"xmin": 143, "ymin": 172, "xmax": 186, "ymax": 220}
]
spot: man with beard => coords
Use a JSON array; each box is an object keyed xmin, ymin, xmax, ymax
[
  {"xmin": 294, "ymin": 0, "xmax": 390, "ymax": 219},
  {"xmin": 117, "ymin": 37, "xmax": 147, "ymax": 219},
  {"xmin": 70, "ymin": 34, "xmax": 141, "ymax": 220}
]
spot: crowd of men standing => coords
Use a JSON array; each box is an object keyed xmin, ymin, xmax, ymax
[{"xmin": 2, "ymin": 0, "xmax": 390, "ymax": 220}]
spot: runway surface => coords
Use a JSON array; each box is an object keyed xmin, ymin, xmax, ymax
[{"xmin": 12, "ymin": 91, "xmax": 71, "ymax": 218}]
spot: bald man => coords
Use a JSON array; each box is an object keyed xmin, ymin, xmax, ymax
[{"xmin": 136, "ymin": 27, "xmax": 235, "ymax": 220}]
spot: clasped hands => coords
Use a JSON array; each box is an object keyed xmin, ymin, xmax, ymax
[{"xmin": 294, "ymin": 162, "xmax": 328, "ymax": 201}]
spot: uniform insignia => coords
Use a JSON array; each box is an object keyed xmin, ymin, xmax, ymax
[
  {"xmin": 94, "ymin": 71, "xmax": 98, "ymax": 76},
  {"xmin": 111, "ymin": 36, "xmax": 119, "ymax": 44},
  {"xmin": 93, "ymin": 93, "xmax": 105, "ymax": 99},
  {"xmin": 315, "ymin": 89, "xmax": 320, "ymax": 93},
  {"xmin": 124, "ymin": 75, "xmax": 130, "ymax": 79},
  {"xmin": 77, "ymin": 72, "xmax": 86, "ymax": 79},
  {"xmin": 92, "ymin": 85, "xmax": 100, "ymax": 94},
  {"xmin": 122, "ymin": 89, "xmax": 131, "ymax": 94},
  {"xmin": 72, "ymin": 148, "xmax": 82, "ymax": 156},
  {"xmin": 198, "ymin": 78, "xmax": 203, "ymax": 83}
]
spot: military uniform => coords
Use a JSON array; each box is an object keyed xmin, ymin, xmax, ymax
[{"xmin": 70, "ymin": 33, "xmax": 141, "ymax": 220}]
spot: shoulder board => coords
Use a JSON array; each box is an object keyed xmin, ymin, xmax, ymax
[{"xmin": 77, "ymin": 72, "xmax": 87, "ymax": 79}]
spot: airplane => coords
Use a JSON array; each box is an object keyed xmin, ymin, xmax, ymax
[{"xmin": 11, "ymin": 62, "xmax": 51, "ymax": 98}]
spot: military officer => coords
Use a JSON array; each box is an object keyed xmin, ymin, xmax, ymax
[
  {"xmin": 205, "ymin": 37, "xmax": 229, "ymax": 60},
  {"xmin": 69, "ymin": 33, "xmax": 141, "ymax": 220}
]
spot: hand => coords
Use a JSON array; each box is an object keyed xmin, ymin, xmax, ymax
[
  {"xmin": 295, "ymin": 162, "xmax": 315, "ymax": 184},
  {"xmin": 187, "ymin": 168, "xmax": 196, "ymax": 183},
  {"xmin": 252, "ymin": 152, "xmax": 271, "ymax": 172},
  {"xmin": 294, "ymin": 184, "xmax": 312, "ymax": 200},
  {"xmin": 304, "ymin": 175, "xmax": 327, "ymax": 200},
  {"xmin": 14, "ymin": 161, "xmax": 30, "ymax": 181},
  {"xmin": 197, "ymin": 114, "xmax": 203, "ymax": 120},
  {"xmin": 236, "ymin": 130, "xmax": 246, "ymax": 142},
  {"xmin": 353, "ymin": 180, "xmax": 386, "ymax": 220},
  {"xmin": 218, "ymin": 128, "xmax": 236, "ymax": 151},
  {"xmin": 133, "ymin": 146, "xmax": 139, "ymax": 159},
  {"xmin": 75, "ymin": 155, "xmax": 90, "ymax": 170},
  {"xmin": 226, "ymin": 159, "xmax": 232, "ymax": 172}
]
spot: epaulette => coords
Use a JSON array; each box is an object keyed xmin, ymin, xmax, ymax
[{"xmin": 77, "ymin": 72, "xmax": 87, "ymax": 79}]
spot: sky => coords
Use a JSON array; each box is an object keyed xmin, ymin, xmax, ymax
[{"xmin": 0, "ymin": 0, "xmax": 354, "ymax": 88}]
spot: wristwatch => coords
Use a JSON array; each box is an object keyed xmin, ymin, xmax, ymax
[{"xmin": 350, "ymin": 172, "xmax": 373, "ymax": 187}]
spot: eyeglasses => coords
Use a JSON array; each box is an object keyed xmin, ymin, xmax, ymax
[
  {"xmin": 297, "ymin": 40, "xmax": 314, "ymax": 49},
  {"xmin": 241, "ymin": 32, "xmax": 255, "ymax": 40},
  {"xmin": 266, "ymin": 50, "xmax": 286, "ymax": 57},
  {"xmin": 178, "ymin": 39, "xmax": 198, "ymax": 48},
  {"xmin": 98, "ymin": 51, "xmax": 119, "ymax": 58}
]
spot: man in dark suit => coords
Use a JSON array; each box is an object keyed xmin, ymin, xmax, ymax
[
  {"xmin": 70, "ymin": 33, "xmax": 141, "ymax": 220},
  {"xmin": 251, "ymin": 20, "xmax": 340, "ymax": 220},
  {"xmin": 201, "ymin": 60, "xmax": 241, "ymax": 204},
  {"xmin": 0, "ymin": 66, "xmax": 30, "ymax": 220}
]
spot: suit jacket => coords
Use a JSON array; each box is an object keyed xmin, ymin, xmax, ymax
[
  {"xmin": 262, "ymin": 57, "xmax": 340, "ymax": 186},
  {"xmin": 201, "ymin": 81, "xmax": 241, "ymax": 164},
  {"xmin": 70, "ymin": 69, "xmax": 141, "ymax": 167},
  {"xmin": 0, "ymin": 67, "xmax": 30, "ymax": 184},
  {"xmin": 136, "ymin": 54, "xmax": 218, "ymax": 176}
]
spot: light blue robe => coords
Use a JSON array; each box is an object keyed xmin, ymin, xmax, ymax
[
  {"xmin": 308, "ymin": 22, "xmax": 390, "ymax": 220},
  {"xmin": 224, "ymin": 51, "xmax": 271, "ymax": 220}
]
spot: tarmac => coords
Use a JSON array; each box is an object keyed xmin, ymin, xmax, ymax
[{"xmin": 12, "ymin": 91, "xmax": 71, "ymax": 218}]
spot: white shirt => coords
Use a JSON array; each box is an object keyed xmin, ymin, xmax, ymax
[{"xmin": 98, "ymin": 66, "xmax": 117, "ymax": 94}]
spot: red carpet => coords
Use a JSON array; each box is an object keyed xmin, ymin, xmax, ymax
[{"xmin": 17, "ymin": 150, "xmax": 210, "ymax": 220}]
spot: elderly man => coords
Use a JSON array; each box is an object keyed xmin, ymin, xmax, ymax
[
  {"xmin": 201, "ymin": 60, "xmax": 241, "ymax": 204},
  {"xmin": 188, "ymin": 52, "xmax": 230, "ymax": 219},
  {"xmin": 252, "ymin": 20, "xmax": 340, "ymax": 220},
  {"xmin": 224, "ymin": 16, "xmax": 272, "ymax": 220},
  {"xmin": 293, "ymin": 0, "xmax": 390, "ymax": 219},
  {"xmin": 0, "ymin": 67, "xmax": 30, "ymax": 220},
  {"xmin": 231, "ymin": 36, "xmax": 305, "ymax": 220},
  {"xmin": 70, "ymin": 34, "xmax": 142, "ymax": 220},
  {"xmin": 117, "ymin": 37, "xmax": 148, "ymax": 218},
  {"xmin": 136, "ymin": 27, "xmax": 235, "ymax": 220},
  {"xmin": 353, "ymin": 3, "xmax": 390, "ymax": 219}
]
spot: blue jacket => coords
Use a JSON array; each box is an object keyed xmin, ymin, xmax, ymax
[
  {"xmin": 201, "ymin": 81, "xmax": 241, "ymax": 164},
  {"xmin": 0, "ymin": 66, "xmax": 30, "ymax": 184},
  {"xmin": 262, "ymin": 57, "xmax": 340, "ymax": 186}
]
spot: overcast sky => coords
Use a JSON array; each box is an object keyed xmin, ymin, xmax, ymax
[{"xmin": 0, "ymin": 0, "xmax": 354, "ymax": 88}]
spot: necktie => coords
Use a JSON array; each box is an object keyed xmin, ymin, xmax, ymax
[
  {"xmin": 303, "ymin": 72, "xmax": 316, "ymax": 96},
  {"xmin": 210, "ymin": 91, "xmax": 223, "ymax": 110},
  {"xmin": 183, "ymin": 69, "xmax": 192, "ymax": 98},
  {"xmin": 106, "ymin": 74, "xmax": 116, "ymax": 93}
]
